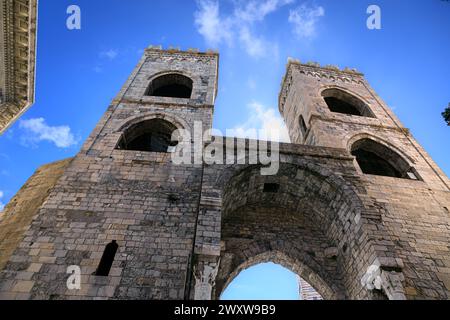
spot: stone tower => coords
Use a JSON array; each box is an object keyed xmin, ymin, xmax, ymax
[
  {"xmin": 279, "ymin": 59, "xmax": 449, "ymax": 191},
  {"xmin": 0, "ymin": 47, "xmax": 219, "ymax": 300},
  {"xmin": 0, "ymin": 49, "xmax": 449, "ymax": 300}
]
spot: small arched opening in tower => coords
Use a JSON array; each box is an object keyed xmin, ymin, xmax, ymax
[
  {"xmin": 95, "ymin": 240, "xmax": 119, "ymax": 277},
  {"xmin": 322, "ymin": 88, "xmax": 375, "ymax": 118},
  {"xmin": 117, "ymin": 118, "xmax": 179, "ymax": 153},
  {"xmin": 351, "ymin": 138, "xmax": 420, "ymax": 180},
  {"xmin": 146, "ymin": 73, "xmax": 193, "ymax": 99}
]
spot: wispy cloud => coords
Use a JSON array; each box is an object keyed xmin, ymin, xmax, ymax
[
  {"xmin": 0, "ymin": 169, "xmax": 10, "ymax": 177},
  {"xmin": 19, "ymin": 118, "xmax": 78, "ymax": 149},
  {"xmin": 288, "ymin": 3, "xmax": 325, "ymax": 38},
  {"xmin": 194, "ymin": 0, "xmax": 233, "ymax": 47},
  {"xmin": 0, "ymin": 191, "xmax": 5, "ymax": 212},
  {"xmin": 99, "ymin": 49, "xmax": 119, "ymax": 60},
  {"xmin": 93, "ymin": 66, "xmax": 103, "ymax": 73},
  {"xmin": 194, "ymin": 0, "xmax": 292, "ymax": 58},
  {"xmin": 247, "ymin": 77, "xmax": 257, "ymax": 90},
  {"xmin": 229, "ymin": 101, "xmax": 290, "ymax": 142}
]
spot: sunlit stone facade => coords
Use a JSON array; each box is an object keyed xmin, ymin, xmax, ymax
[{"xmin": 0, "ymin": 0, "xmax": 38, "ymax": 134}]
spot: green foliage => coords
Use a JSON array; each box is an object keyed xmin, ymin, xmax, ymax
[{"xmin": 443, "ymin": 104, "xmax": 450, "ymax": 126}]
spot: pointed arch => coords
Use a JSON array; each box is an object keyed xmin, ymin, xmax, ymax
[
  {"xmin": 218, "ymin": 251, "xmax": 332, "ymax": 300},
  {"xmin": 321, "ymin": 87, "xmax": 375, "ymax": 118},
  {"xmin": 146, "ymin": 72, "xmax": 193, "ymax": 99},
  {"xmin": 349, "ymin": 136, "xmax": 421, "ymax": 180}
]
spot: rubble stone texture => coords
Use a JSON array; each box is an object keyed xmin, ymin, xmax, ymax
[{"xmin": 0, "ymin": 48, "xmax": 449, "ymax": 300}]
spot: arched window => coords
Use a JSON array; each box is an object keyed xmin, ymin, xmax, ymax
[
  {"xmin": 117, "ymin": 118, "xmax": 179, "ymax": 153},
  {"xmin": 95, "ymin": 240, "xmax": 118, "ymax": 277},
  {"xmin": 146, "ymin": 73, "xmax": 193, "ymax": 99},
  {"xmin": 322, "ymin": 88, "xmax": 375, "ymax": 118},
  {"xmin": 351, "ymin": 138, "xmax": 420, "ymax": 180}
]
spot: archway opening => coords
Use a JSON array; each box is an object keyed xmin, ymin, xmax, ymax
[
  {"xmin": 351, "ymin": 138, "xmax": 420, "ymax": 180},
  {"xmin": 220, "ymin": 262, "xmax": 321, "ymax": 300},
  {"xmin": 146, "ymin": 73, "xmax": 193, "ymax": 98},
  {"xmin": 117, "ymin": 118, "xmax": 179, "ymax": 153},
  {"xmin": 322, "ymin": 88, "xmax": 375, "ymax": 118}
]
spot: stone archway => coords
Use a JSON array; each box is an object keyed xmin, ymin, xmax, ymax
[
  {"xmin": 192, "ymin": 159, "xmax": 408, "ymax": 300},
  {"xmin": 214, "ymin": 163, "xmax": 350, "ymax": 300}
]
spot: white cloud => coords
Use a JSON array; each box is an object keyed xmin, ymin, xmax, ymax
[
  {"xmin": 194, "ymin": 0, "xmax": 233, "ymax": 47},
  {"xmin": 194, "ymin": 0, "xmax": 291, "ymax": 58},
  {"xmin": 235, "ymin": 0, "xmax": 294, "ymax": 23},
  {"xmin": 229, "ymin": 101, "xmax": 290, "ymax": 142},
  {"xmin": 288, "ymin": 3, "xmax": 325, "ymax": 38},
  {"xmin": 93, "ymin": 66, "xmax": 102, "ymax": 73},
  {"xmin": 0, "ymin": 191, "xmax": 4, "ymax": 212},
  {"xmin": 19, "ymin": 118, "xmax": 78, "ymax": 148},
  {"xmin": 239, "ymin": 26, "xmax": 274, "ymax": 58},
  {"xmin": 100, "ymin": 49, "xmax": 119, "ymax": 60}
]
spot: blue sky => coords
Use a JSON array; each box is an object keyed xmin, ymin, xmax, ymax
[
  {"xmin": 0, "ymin": 0, "xmax": 449, "ymax": 299},
  {"xmin": 221, "ymin": 263, "xmax": 300, "ymax": 300}
]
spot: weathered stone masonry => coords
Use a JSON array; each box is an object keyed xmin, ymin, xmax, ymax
[{"xmin": 0, "ymin": 48, "xmax": 449, "ymax": 300}]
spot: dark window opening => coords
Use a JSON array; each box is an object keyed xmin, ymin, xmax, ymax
[
  {"xmin": 351, "ymin": 138, "xmax": 420, "ymax": 180},
  {"xmin": 146, "ymin": 74, "xmax": 193, "ymax": 99},
  {"xmin": 322, "ymin": 88, "xmax": 375, "ymax": 118},
  {"xmin": 299, "ymin": 115, "xmax": 308, "ymax": 140},
  {"xmin": 263, "ymin": 183, "xmax": 280, "ymax": 193},
  {"xmin": 117, "ymin": 119, "xmax": 179, "ymax": 153},
  {"xmin": 95, "ymin": 240, "xmax": 118, "ymax": 277},
  {"xmin": 352, "ymin": 149, "xmax": 402, "ymax": 178},
  {"xmin": 325, "ymin": 97, "xmax": 363, "ymax": 116}
]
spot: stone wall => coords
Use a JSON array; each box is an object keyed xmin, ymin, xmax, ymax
[{"xmin": 0, "ymin": 158, "xmax": 71, "ymax": 275}]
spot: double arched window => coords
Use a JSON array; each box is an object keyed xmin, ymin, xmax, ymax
[
  {"xmin": 117, "ymin": 118, "xmax": 179, "ymax": 153},
  {"xmin": 322, "ymin": 88, "xmax": 375, "ymax": 118},
  {"xmin": 146, "ymin": 73, "xmax": 193, "ymax": 99},
  {"xmin": 351, "ymin": 138, "xmax": 420, "ymax": 180}
]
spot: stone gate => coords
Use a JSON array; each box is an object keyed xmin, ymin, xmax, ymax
[{"xmin": 0, "ymin": 47, "xmax": 449, "ymax": 300}]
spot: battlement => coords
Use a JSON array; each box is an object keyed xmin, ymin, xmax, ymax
[
  {"xmin": 279, "ymin": 58, "xmax": 365, "ymax": 114},
  {"xmin": 145, "ymin": 45, "xmax": 219, "ymax": 57}
]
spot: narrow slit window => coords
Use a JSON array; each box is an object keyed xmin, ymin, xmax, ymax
[
  {"xmin": 299, "ymin": 115, "xmax": 308, "ymax": 140},
  {"xmin": 95, "ymin": 240, "xmax": 119, "ymax": 276}
]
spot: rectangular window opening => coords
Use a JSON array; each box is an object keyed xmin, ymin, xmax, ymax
[{"xmin": 263, "ymin": 183, "xmax": 280, "ymax": 193}]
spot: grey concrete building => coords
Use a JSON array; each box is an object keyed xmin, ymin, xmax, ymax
[
  {"xmin": 0, "ymin": 47, "xmax": 449, "ymax": 300},
  {"xmin": 0, "ymin": 0, "xmax": 38, "ymax": 135}
]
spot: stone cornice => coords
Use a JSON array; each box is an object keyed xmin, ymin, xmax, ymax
[{"xmin": 0, "ymin": 0, "xmax": 38, "ymax": 135}]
